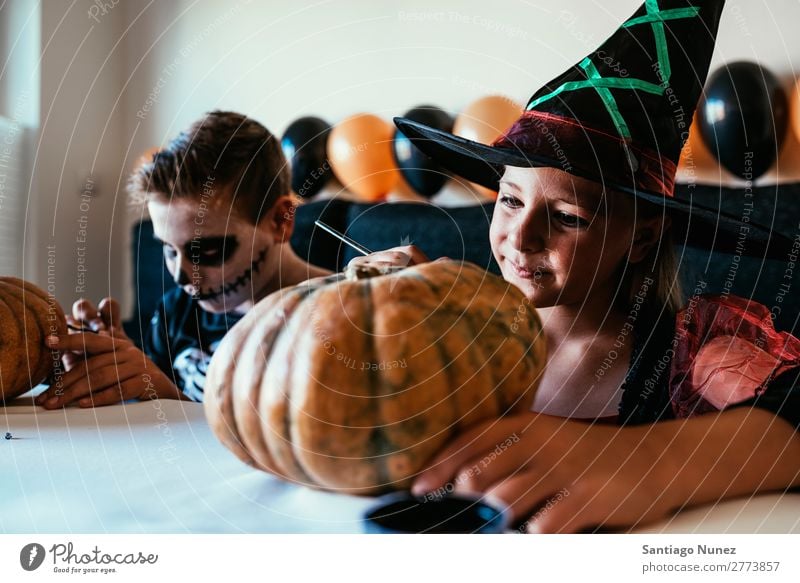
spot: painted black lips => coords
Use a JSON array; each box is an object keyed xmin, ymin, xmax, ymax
[{"xmin": 193, "ymin": 247, "xmax": 268, "ymax": 301}]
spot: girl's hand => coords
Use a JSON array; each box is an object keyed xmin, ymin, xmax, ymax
[
  {"xmin": 411, "ymin": 413, "xmax": 681, "ymax": 533},
  {"xmin": 346, "ymin": 245, "xmax": 432, "ymax": 271},
  {"xmin": 35, "ymin": 332, "xmax": 184, "ymax": 408}
]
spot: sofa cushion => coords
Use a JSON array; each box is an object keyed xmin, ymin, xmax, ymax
[
  {"xmin": 291, "ymin": 200, "xmax": 499, "ymax": 273},
  {"xmin": 125, "ymin": 184, "xmax": 800, "ymax": 346},
  {"xmin": 287, "ymin": 198, "xmax": 352, "ymax": 272},
  {"xmin": 673, "ymin": 182, "xmax": 800, "ymax": 334}
]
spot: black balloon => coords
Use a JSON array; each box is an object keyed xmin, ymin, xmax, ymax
[
  {"xmin": 698, "ymin": 62, "xmax": 788, "ymax": 180},
  {"xmin": 281, "ymin": 116, "xmax": 332, "ymax": 198},
  {"xmin": 393, "ymin": 105, "xmax": 454, "ymax": 197}
]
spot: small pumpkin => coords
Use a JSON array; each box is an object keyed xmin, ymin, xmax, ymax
[
  {"xmin": 0, "ymin": 277, "xmax": 67, "ymax": 402},
  {"xmin": 205, "ymin": 260, "xmax": 546, "ymax": 495}
]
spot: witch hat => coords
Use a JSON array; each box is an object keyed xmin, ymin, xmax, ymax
[{"xmin": 395, "ymin": 0, "xmax": 792, "ymax": 258}]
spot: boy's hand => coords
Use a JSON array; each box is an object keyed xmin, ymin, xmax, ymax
[
  {"xmin": 36, "ymin": 333, "xmax": 184, "ymax": 408},
  {"xmin": 69, "ymin": 297, "xmax": 128, "ymax": 337},
  {"xmin": 64, "ymin": 297, "xmax": 130, "ymax": 371},
  {"xmin": 411, "ymin": 413, "xmax": 680, "ymax": 533}
]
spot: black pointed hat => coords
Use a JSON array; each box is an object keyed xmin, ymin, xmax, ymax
[{"xmin": 395, "ymin": 0, "xmax": 792, "ymax": 258}]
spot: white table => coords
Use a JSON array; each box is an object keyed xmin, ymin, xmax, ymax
[{"xmin": 2, "ymin": 397, "xmax": 798, "ymax": 534}]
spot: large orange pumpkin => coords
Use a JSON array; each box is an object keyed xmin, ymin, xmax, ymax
[
  {"xmin": 205, "ymin": 260, "xmax": 546, "ymax": 494},
  {"xmin": 0, "ymin": 277, "xmax": 67, "ymax": 402}
]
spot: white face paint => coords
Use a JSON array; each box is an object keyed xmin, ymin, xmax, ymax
[{"xmin": 148, "ymin": 196, "xmax": 279, "ymax": 314}]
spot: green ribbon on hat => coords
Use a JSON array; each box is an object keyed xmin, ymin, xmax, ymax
[
  {"xmin": 526, "ymin": 0, "xmax": 701, "ymax": 140},
  {"xmin": 526, "ymin": 58, "xmax": 663, "ymax": 139},
  {"xmin": 624, "ymin": 0, "xmax": 701, "ymax": 82}
]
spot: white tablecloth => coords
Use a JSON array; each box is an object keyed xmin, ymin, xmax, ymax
[{"xmin": 2, "ymin": 397, "xmax": 798, "ymax": 534}]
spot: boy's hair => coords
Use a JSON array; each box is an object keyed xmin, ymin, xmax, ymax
[{"xmin": 128, "ymin": 110, "xmax": 290, "ymax": 224}]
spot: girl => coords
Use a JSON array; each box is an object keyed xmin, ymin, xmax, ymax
[
  {"xmin": 352, "ymin": 0, "xmax": 800, "ymax": 532},
  {"xmin": 37, "ymin": 111, "xmax": 331, "ymax": 407}
]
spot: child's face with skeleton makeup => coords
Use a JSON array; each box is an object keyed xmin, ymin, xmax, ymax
[{"xmin": 148, "ymin": 193, "xmax": 284, "ymax": 314}]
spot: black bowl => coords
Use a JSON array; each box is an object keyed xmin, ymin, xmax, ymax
[{"xmin": 363, "ymin": 492, "xmax": 509, "ymax": 534}]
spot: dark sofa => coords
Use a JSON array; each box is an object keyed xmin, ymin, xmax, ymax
[{"xmin": 124, "ymin": 182, "xmax": 800, "ymax": 345}]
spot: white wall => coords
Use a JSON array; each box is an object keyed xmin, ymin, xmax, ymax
[
  {"xmin": 31, "ymin": 0, "xmax": 127, "ymax": 314},
  {"xmin": 1, "ymin": 0, "xmax": 39, "ymax": 278},
  {"xmin": 24, "ymin": 0, "xmax": 800, "ymax": 315}
]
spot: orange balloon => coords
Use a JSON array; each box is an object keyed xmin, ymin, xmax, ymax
[
  {"xmin": 454, "ymin": 95, "xmax": 522, "ymax": 199},
  {"xmin": 678, "ymin": 111, "xmax": 718, "ymax": 174},
  {"xmin": 327, "ymin": 113, "xmax": 399, "ymax": 201},
  {"xmin": 134, "ymin": 146, "xmax": 160, "ymax": 171},
  {"xmin": 791, "ymin": 78, "xmax": 800, "ymax": 144},
  {"xmin": 454, "ymin": 94, "xmax": 523, "ymax": 144}
]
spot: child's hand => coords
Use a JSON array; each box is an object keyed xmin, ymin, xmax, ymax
[
  {"xmin": 69, "ymin": 297, "xmax": 128, "ymax": 338},
  {"xmin": 347, "ymin": 245, "xmax": 432, "ymax": 271},
  {"xmin": 63, "ymin": 297, "xmax": 131, "ymax": 372},
  {"xmin": 411, "ymin": 413, "xmax": 680, "ymax": 533},
  {"xmin": 36, "ymin": 332, "xmax": 184, "ymax": 408}
]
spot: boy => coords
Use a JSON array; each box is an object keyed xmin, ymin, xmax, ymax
[{"xmin": 38, "ymin": 111, "xmax": 331, "ymax": 407}]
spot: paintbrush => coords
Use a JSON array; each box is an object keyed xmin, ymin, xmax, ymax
[
  {"xmin": 67, "ymin": 323, "xmax": 100, "ymax": 334},
  {"xmin": 314, "ymin": 220, "xmax": 373, "ymax": 256}
]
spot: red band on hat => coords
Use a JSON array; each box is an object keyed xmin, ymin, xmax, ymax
[{"xmin": 493, "ymin": 110, "xmax": 677, "ymax": 198}]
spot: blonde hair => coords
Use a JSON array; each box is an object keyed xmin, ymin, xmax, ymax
[{"xmin": 624, "ymin": 201, "xmax": 683, "ymax": 316}]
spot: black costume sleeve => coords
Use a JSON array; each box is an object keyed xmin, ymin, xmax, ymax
[{"xmin": 142, "ymin": 294, "xmax": 183, "ymax": 391}]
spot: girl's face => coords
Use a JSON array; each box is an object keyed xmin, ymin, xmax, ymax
[
  {"xmin": 490, "ymin": 166, "xmax": 659, "ymax": 308},
  {"xmin": 148, "ymin": 193, "xmax": 286, "ymax": 313}
]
